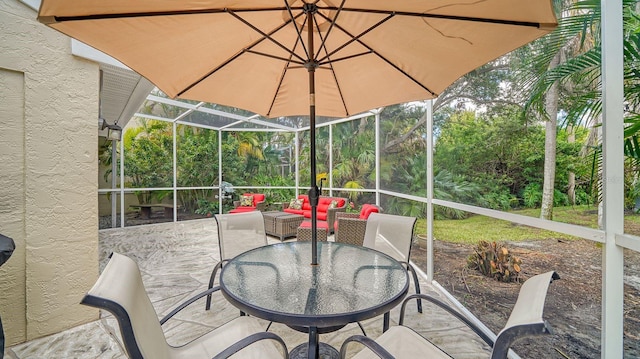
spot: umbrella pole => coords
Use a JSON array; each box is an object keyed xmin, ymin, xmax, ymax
[{"xmin": 306, "ymin": 4, "xmax": 319, "ymax": 267}]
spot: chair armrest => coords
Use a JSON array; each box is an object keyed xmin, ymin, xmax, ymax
[
  {"xmin": 338, "ymin": 217, "xmax": 366, "ymax": 225},
  {"xmin": 256, "ymin": 201, "xmax": 267, "ymax": 211},
  {"xmin": 160, "ymin": 286, "xmax": 222, "ymax": 325},
  {"xmin": 233, "ymin": 200, "xmax": 240, "ymax": 208},
  {"xmin": 282, "ymin": 202, "xmax": 290, "ymax": 210},
  {"xmin": 212, "ymin": 331, "xmax": 289, "ymax": 359},
  {"xmin": 326, "ymin": 206, "xmax": 347, "ymax": 232},
  {"xmin": 339, "ymin": 335, "xmax": 394, "ymax": 359},
  {"xmin": 398, "ymin": 293, "xmax": 495, "ymax": 348},
  {"xmin": 335, "ymin": 212, "xmax": 359, "ymax": 220}
]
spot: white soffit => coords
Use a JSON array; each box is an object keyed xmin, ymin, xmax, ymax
[
  {"xmin": 100, "ymin": 63, "xmax": 154, "ymax": 129},
  {"xmin": 69, "ymin": 40, "xmax": 154, "ymax": 134}
]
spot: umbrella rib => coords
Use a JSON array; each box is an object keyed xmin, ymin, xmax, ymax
[
  {"xmin": 245, "ymin": 50, "xmax": 305, "ymax": 66},
  {"xmin": 43, "ymin": 7, "xmax": 546, "ymax": 30},
  {"xmin": 315, "ymin": 0, "xmax": 347, "ymax": 56},
  {"xmin": 313, "ymin": 16, "xmax": 350, "ymax": 116},
  {"xmin": 323, "ymin": 20, "xmax": 437, "ymax": 97},
  {"xmin": 283, "ymin": 0, "xmax": 310, "ymax": 62},
  {"xmin": 177, "ymin": 11, "xmax": 304, "ymax": 98},
  {"xmin": 316, "ymin": 12, "xmax": 395, "ymax": 64},
  {"xmin": 266, "ymin": 31, "xmax": 306, "ymax": 117},
  {"xmin": 316, "ymin": 7, "xmax": 547, "ymax": 29},
  {"xmin": 318, "ymin": 51, "xmax": 372, "ymax": 66},
  {"xmin": 228, "ymin": 10, "xmax": 307, "ymax": 64},
  {"xmin": 41, "ymin": 7, "xmax": 301, "ymax": 23}
]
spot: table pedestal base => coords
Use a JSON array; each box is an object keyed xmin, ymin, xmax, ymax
[{"xmin": 289, "ymin": 342, "xmax": 339, "ymax": 359}]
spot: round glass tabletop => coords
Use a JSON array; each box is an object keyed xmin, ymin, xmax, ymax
[{"xmin": 220, "ymin": 241, "xmax": 409, "ymax": 328}]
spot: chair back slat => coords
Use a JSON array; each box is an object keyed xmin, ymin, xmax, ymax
[
  {"xmin": 82, "ymin": 253, "xmax": 170, "ymax": 359},
  {"xmin": 491, "ymin": 271, "xmax": 560, "ymax": 359},
  {"xmin": 363, "ymin": 213, "xmax": 416, "ymax": 262},
  {"xmin": 216, "ymin": 211, "xmax": 267, "ymax": 260}
]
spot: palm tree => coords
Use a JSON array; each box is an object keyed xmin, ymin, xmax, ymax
[
  {"xmin": 521, "ymin": 0, "xmax": 640, "ymax": 217},
  {"xmin": 331, "ymin": 120, "xmax": 375, "ymax": 201}
]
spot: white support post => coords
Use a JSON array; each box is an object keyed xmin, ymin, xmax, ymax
[
  {"xmin": 173, "ymin": 121, "xmax": 178, "ymax": 221},
  {"xmin": 119, "ymin": 137, "xmax": 125, "ymax": 228},
  {"xmin": 329, "ymin": 125, "xmax": 333, "ymax": 196},
  {"xmin": 295, "ymin": 131, "xmax": 300, "ymax": 197},
  {"xmin": 111, "ymin": 140, "xmax": 117, "ymax": 228},
  {"xmin": 601, "ymin": 0, "xmax": 625, "ymax": 357},
  {"xmin": 375, "ymin": 111, "xmax": 381, "ymax": 205},
  {"xmin": 426, "ymin": 100, "xmax": 434, "ymax": 282},
  {"xmin": 218, "ymin": 130, "xmax": 223, "ymax": 214}
]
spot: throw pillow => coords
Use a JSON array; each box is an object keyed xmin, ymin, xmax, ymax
[
  {"xmin": 240, "ymin": 195, "xmax": 254, "ymax": 207},
  {"xmin": 289, "ymin": 198, "xmax": 303, "ymax": 210},
  {"xmin": 328, "ymin": 200, "xmax": 339, "ymax": 209}
]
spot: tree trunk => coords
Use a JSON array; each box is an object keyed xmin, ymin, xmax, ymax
[
  {"xmin": 567, "ymin": 124, "xmax": 576, "ymax": 205},
  {"xmin": 540, "ymin": 52, "xmax": 561, "ymax": 220}
]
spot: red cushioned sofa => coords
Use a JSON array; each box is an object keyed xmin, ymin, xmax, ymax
[
  {"xmin": 229, "ymin": 193, "xmax": 266, "ymax": 213},
  {"xmin": 283, "ymin": 194, "xmax": 347, "ymax": 233}
]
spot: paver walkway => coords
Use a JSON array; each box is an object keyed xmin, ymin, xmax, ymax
[{"xmin": 5, "ymin": 219, "xmax": 490, "ymax": 359}]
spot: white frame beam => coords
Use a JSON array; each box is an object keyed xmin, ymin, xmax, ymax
[{"xmin": 601, "ymin": 0, "xmax": 625, "ymax": 356}]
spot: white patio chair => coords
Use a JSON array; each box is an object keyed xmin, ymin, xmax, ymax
[
  {"xmin": 81, "ymin": 252, "xmax": 289, "ymax": 359},
  {"xmin": 206, "ymin": 211, "xmax": 268, "ymax": 310},
  {"xmin": 362, "ymin": 213, "xmax": 420, "ymax": 331},
  {"xmin": 340, "ymin": 271, "xmax": 560, "ymax": 359}
]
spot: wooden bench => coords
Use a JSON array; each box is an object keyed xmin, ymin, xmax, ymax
[{"xmin": 130, "ymin": 204, "xmax": 176, "ymax": 219}]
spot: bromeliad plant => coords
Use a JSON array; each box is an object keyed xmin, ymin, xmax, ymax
[{"xmin": 467, "ymin": 240, "xmax": 522, "ymax": 282}]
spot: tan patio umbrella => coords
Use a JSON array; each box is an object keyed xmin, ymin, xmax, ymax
[{"xmin": 38, "ymin": 0, "xmax": 557, "ymax": 264}]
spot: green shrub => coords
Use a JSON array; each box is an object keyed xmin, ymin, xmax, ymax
[{"xmin": 522, "ymin": 183, "xmax": 542, "ymax": 208}]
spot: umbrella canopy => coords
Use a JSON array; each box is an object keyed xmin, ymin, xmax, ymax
[
  {"xmin": 38, "ymin": 0, "xmax": 557, "ymax": 119},
  {"xmin": 38, "ymin": 0, "xmax": 557, "ymax": 264}
]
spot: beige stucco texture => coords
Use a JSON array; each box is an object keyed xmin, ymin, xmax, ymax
[{"xmin": 0, "ymin": 0, "xmax": 99, "ymax": 345}]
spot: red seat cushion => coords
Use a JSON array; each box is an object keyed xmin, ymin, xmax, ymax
[
  {"xmin": 252, "ymin": 193, "xmax": 265, "ymax": 205},
  {"xmin": 299, "ymin": 221, "xmax": 329, "ymax": 229},
  {"xmin": 284, "ymin": 208, "xmax": 304, "ymax": 215},
  {"xmin": 229, "ymin": 207, "xmax": 256, "ymax": 214}
]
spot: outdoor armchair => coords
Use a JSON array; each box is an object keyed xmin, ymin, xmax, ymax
[
  {"xmin": 334, "ymin": 204, "xmax": 382, "ymax": 246},
  {"xmin": 206, "ymin": 211, "xmax": 268, "ymax": 311},
  {"xmin": 229, "ymin": 193, "xmax": 266, "ymax": 213},
  {"xmin": 339, "ymin": 271, "xmax": 560, "ymax": 359},
  {"xmin": 81, "ymin": 252, "xmax": 289, "ymax": 359},
  {"xmin": 362, "ymin": 213, "xmax": 421, "ymax": 331}
]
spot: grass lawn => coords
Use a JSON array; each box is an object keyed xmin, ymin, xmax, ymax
[{"xmin": 415, "ymin": 204, "xmax": 640, "ymax": 244}]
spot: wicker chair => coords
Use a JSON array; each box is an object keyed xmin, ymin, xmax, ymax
[
  {"xmin": 229, "ymin": 193, "xmax": 266, "ymax": 213},
  {"xmin": 334, "ymin": 204, "xmax": 382, "ymax": 246}
]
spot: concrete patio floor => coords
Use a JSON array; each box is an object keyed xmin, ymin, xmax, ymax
[{"xmin": 5, "ymin": 219, "xmax": 491, "ymax": 359}]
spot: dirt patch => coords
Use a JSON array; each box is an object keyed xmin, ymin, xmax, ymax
[{"xmin": 412, "ymin": 238, "xmax": 640, "ymax": 358}]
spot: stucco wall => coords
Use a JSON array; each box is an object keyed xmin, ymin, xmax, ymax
[{"xmin": 0, "ymin": 0, "xmax": 99, "ymax": 345}]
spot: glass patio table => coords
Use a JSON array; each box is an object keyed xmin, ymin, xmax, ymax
[{"xmin": 219, "ymin": 241, "xmax": 409, "ymax": 359}]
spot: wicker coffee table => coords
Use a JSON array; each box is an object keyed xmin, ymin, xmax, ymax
[{"xmin": 262, "ymin": 211, "xmax": 305, "ymax": 241}]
